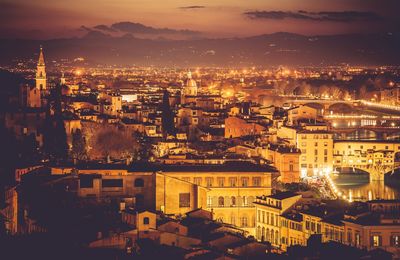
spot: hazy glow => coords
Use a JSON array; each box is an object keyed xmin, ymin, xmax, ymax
[{"xmin": 0, "ymin": 0, "xmax": 398, "ymax": 39}]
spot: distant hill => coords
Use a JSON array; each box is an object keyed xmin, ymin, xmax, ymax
[{"xmin": 0, "ymin": 32, "xmax": 399, "ymax": 67}]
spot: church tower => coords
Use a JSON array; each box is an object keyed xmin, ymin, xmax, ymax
[{"xmin": 36, "ymin": 46, "xmax": 47, "ymax": 91}]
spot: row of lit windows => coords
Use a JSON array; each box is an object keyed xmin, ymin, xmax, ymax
[
  {"xmin": 181, "ymin": 176, "xmax": 261, "ymax": 187},
  {"xmin": 257, "ymin": 210, "xmax": 279, "ymax": 226}
]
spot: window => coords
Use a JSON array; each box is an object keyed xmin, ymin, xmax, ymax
[
  {"xmin": 355, "ymin": 233, "xmax": 361, "ymax": 246},
  {"xmin": 371, "ymin": 235, "xmax": 382, "ymax": 247},
  {"xmin": 252, "ymin": 177, "xmax": 261, "ymax": 186},
  {"xmin": 194, "ymin": 177, "xmax": 202, "ymax": 185},
  {"xmin": 347, "ymin": 229, "xmax": 353, "ymax": 244},
  {"xmin": 315, "ymin": 142, "xmax": 318, "ymax": 147},
  {"xmin": 391, "ymin": 235, "xmax": 400, "ymax": 247},
  {"xmin": 205, "ymin": 177, "xmax": 213, "ymax": 187},
  {"xmin": 289, "ymin": 164, "xmax": 294, "ymax": 172},
  {"xmin": 207, "ymin": 196, "xmax": 212, "ymax": 207},
  {"xmin": 324, "ymin": 149, "xmax": 328, "ymax": 155},
  {"xmin": 179, "ymin": 193, "xmax": 190, "ymax": 208},
  {"xmin": 229, "ymin": 177, "xmax": 237, "ymax": 187},
  {"xmin": 217, "ymin": 177, "xmax": 225, "ymax": 187},
  {"xmin": 143, "ymin": 217, "xmax": 149, "ymax": 225},
  {"xmin": 134, "ymin": 178, "xmax": 144, "ymax": 187},
  {"xmin": 243, "ymin": 196, "xmax": 248, "ymax": 206},
  {"xmin": 231, "ymin": 196, "xmax": 236, "ymax": 206},
  {"xmin": 102, "ymin": 179, "xmax": 123, "ymax": 188},
  {"xmin": 80, "ymin": 176, "xmax": 94, "ymax": 188},
  {"xmin": 241, "ymin": 216, "xmax": 248, "ymax": 227},
  {"xmin": 241, "ymin": 177, "xmax": 249, "ymax": 187},
  {"xmin": 218, "ymin": 196, "xmax": 224, "ymax": 207},
  {"xmin": 306, "ymin": 221, "xmax": 310, "ymax": 230},
  {"xmin": 317, "ymin": 223, "xmax": 321, "ymax": 233}
]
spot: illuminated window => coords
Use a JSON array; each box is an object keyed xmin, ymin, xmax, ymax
[
  {"xmin": 371, "ymin": 235, "xmax": 382, "ymax": 247},
  {"xmin": 391, "ymin": 235, "xmax": 400, "ymax": 247},
  {"xmin": 355, "ymin": 233, "xmax": 361, "ymax": 246},
  {"xmin": 143, "ymin": 217, "xmax": 149, "ymax": 225}
]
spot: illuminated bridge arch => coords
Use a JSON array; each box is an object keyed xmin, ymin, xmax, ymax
[{"xmin": 336, "ymin": 165, "xmax": 400, "ymax": 181}]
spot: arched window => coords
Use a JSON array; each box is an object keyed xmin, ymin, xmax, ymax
[
  {"xmin": 266, "ymin": 228, "xmax": 270, "ymax": 242},
  {"xmin": 231, "ymin": 196, "xmax": 236, "ymax": 206},
  {"xmin": 218, "ymin": 196, "xmax": 224, "ymax": 207},
  {"xmin": 271, "ymin": 230, "xmax": 275, "ymax": 244},
  {"xmin": 275, "ymin": 230, "xmax": 279, "ymax": 245},
  {"xmin": 261, "ymin": 227, "xmax": 265, "ymax": 241},
  {"xmin": 134, "ymin": 178, "xmax": 144, "ymax": 187},
  {"xmin": 143, "ymin": 217, "xmax": 149, "ymax": 225}
]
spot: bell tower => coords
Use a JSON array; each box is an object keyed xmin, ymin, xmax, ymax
[{"xmin": 36, "ymin": 46, "xmax": 47, "ymax": 91}]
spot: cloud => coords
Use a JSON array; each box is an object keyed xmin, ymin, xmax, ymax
[
  {"xmin": 179, "ymin": 6, "xmax": 205, "ymax": 10},
  {"xmin": 109, "ymin": 22, "xmax": 200, "ymax": 35},
  {"xmin": 244, "ymin": 10, "xmax": 383, "ymax": 22},
  {"xmin": 93, "ymin": 25, "xmax": 116, "ymax": 33}
]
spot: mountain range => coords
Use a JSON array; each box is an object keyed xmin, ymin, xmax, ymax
[{"xmin": 0, "ymin": 31, "xmax": 399, "ymax": 67}]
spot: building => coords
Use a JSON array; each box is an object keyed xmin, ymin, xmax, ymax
[
  {"xmin": 254, "ymin": 191, "xmax": 302, "ymax": 247},
  {"xmin": 343, "ymin": 200, "xmax": 400, "ymax": 258},
  {"xmin": 263, "ymin": 144, "xmax": 301, "ymax": 183},
  {"xmin": 287, "ymin": 105, "xmax": 318, "ymax": 126},
  {"xmin": 334, "ymin": 140, "xmax": 400, "ymax": 170},
  {"xmin": 19, "ymin": 85, "xmax": 41, "ymax": 108},
  {"xmin": 181, "ymin": 71, "xmax": 198, "ymax": 104},
  {"xmin": 35, "ymin": 46, "xmax": 46, "ymax": 91},
  {"xmin": 224, "ymin": 116, "xmax": 267, "ymax": 138},
  {"xmin": 297, "ymin": 130, "xmax": 334, "ymax": 177}
]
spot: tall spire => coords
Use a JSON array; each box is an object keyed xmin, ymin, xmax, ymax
[
  {"xmin": 38, "ymin": 45, "xmax": 45, "ymax": 66},
  {"xmin": 36, "ymin": 46, "xmax": 47, "ymax": 91}
]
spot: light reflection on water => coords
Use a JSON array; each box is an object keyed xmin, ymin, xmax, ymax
[{"xmin": 333, "ymin": 174, "xmax": 400, "ymax": 201}]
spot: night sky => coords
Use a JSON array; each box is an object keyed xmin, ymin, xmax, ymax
[{"xmin": 0, "ymin": 0, "xmax": 399, "ymax": 39}]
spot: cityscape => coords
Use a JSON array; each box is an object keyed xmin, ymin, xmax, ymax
[{"xmin": 1, "ymin": 0, "xmax": 400, "ymax": 259}]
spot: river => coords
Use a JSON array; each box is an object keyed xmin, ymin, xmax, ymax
[{"xmin": 332, "ymin": 173, "xmax": 400, "ymax": 201}]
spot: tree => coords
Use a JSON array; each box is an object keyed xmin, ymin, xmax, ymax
[
  {"xmin": 161, "ymin": 89, "xmax": 175, "ymax": 137},
  {"xmin": 94, "ymin": 127, "xmax": 140, "ymax": 159},
  {"xmin": 43, "ymin": 84, "xmax": 69, "ymax": 162},
  {"xmin": 71, "ymin": 129, "xmax": 87, "ymax": 161}
]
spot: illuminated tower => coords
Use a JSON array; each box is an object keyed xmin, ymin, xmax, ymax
[
  {"xmin": 36, "ymin": 46, "xmax": 47, "ymax": 91},
  {"xmin": 60, "ymin": 71, "xmax": 66, "ymax": 85}
]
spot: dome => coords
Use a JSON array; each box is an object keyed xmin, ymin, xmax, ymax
[{"xmin": 186, "ymin": 78, "xmax": 197, "ymax": 88}]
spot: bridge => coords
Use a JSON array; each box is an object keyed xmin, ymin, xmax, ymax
[
  {"xmin": 284, "ymin": 97, "xmax": 400, "ymax": 114},
  {"xmin": 330, "ymin": 126, "xmax": 400, "ymax": 139},
  {"xmin": 287, "ymin": 98, "xmax": 358, "ymax": 111},
  {"xmin": 335, "ymin": 164, "xmax": 400, "ymax": 181}
]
